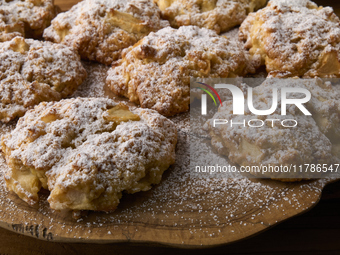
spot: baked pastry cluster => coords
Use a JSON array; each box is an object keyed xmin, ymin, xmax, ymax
[
  {"xmin": 154, "ymin": 0, "xmax": 267, "ymax": 34},
  {"xmin": 1, "ymin": 0, "xmax": 340, "ymax": 213},
  {"xmin": 239, "ymin": 0, "xmax": 340, "ymax": 77},
  {"xmin": 0, "ymin": 37, "xmax": 87, "ymax": 123},
  {"xmin": 0, "ymin": 0, "xmax": 57, "ymax": 42},
  {"xmin": 204, "ymin": 79, "xmax": 340, "ymax": 180},
  {"xmin": 107, "ymin": 25, "xmax": 251, "ymax": 116},
  {"xmin": 43, "ymin": 0, "xmax": 169, "ymax": 65},
  {"xmin": 1, "ymin": 98, "xmax": 177, "ymax": 211}
]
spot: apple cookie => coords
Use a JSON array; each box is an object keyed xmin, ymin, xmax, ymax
[
  {"xmin": 0, "ymin": 37, "xmax": 87, "ymax": 122},
  {"xmin": 106, "ymin": 25, "xmax": 252, "ymax": 116},
  {"xmin": 0, "ymin": 0, "xmax": 57, "ymax": 42},
  {"xmin": 43, "ymin": 0, "xmax": 169, "ymax": 65},
  {"xmin": 1, "ymin": 98, "xmax": 177, "ymax": 212},
  {"xmin": 154, "ymin": 0, "xmax": 267, "ymax": 34},
  {"xmin": 239, "ymin": 0, "xmax": 340, "ymax": 77}
]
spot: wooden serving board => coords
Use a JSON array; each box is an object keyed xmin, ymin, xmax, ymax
[{"xmin": 0, "ymin": 62, "xmax": 339, "ymax": 248}]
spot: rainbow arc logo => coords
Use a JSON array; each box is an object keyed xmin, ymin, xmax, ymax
[
  {"xmin": 196, "ymin": 82, "xmax": 222, "ymax": 106},
  {"xmin": 196, "ymin": 82, "xmax": 222, "ymax": 115}
]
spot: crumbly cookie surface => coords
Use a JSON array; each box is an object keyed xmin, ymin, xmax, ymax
[
  {"xmin": 154, "ymin": 0, "xmax": 266, "ymax": 34},
  {"xmin": 239, "ymin": 0, "xmax": 340, "ymax": 78},
  {"xmin": 1, "ymin": 98, "xmax": 177, "ymax": 211},
  {"xmin": 204, "ymin": 79, "xmax": 340, "ymax": 180},
  {"xmin": 106, "ymin": 26, "xmax": 251, "ymax": 116},
  {"xmin": 0, "ymin": 37, "xmax": 87, "ymax": 122},
  {"xmin": 43, "ymin": 0, "xmax": 169, "ymax": 65},
  {"xmin": 0, "ymin": 0, "xmax": 56, "ymax": 42}
]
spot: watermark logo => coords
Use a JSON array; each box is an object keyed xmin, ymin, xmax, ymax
[
  {"xmin": 198, "ymin": 83, "xmax": 312, "ymax": 116},
  {"xmin": 196, "ymin": 82, "xmax": 222, "ymax": 115}
]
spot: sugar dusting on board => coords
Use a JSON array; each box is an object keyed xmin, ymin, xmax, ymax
[
  {"xmin": 0, "ymin": 60, "xmax": 335, "ymax": 243},
  {"xmin": 72, "ymin": 62, "xmax": 110, "ymax": 98}
]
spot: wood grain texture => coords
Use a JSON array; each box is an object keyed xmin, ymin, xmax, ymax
[
  {"xmin": 0, "ymin": 165, "xmax": 336, "ymax": 247},
  {"xmin": 0, "ymin": 181, "xmax": 339, "ymax": 255},
  {"xmin": 54, "ymin": 0, "xmax": 82, "ymax": 11}
]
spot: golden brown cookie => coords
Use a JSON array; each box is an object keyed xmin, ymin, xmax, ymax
[
  {"xmin": 154, "ymin": 0, "xmax": 267, "ymax": 34},
  {"xmin": 203, "ymin": 79, "xmax": 340, "ymax": 180},
  {"xmin": 43, "ymin": 0, "xmax": 169, "ymax": 65},
  {"xmin": 106, "ymin": 26, "xmax": 251, "ymax": 116},
  {"xmin": 1, "ymin": 98, "xmax": 177, "ymax": 212},
  {"xmin": 0, "ymin": 37, "xmax": 87, "ymax": 122},
  {"xmin": 0, "ymin": 0, "xmax": 57, "ymax": 42},
  {"xmin": 239, "ymin": 0, "xmax": 340, "ymax": 78}
]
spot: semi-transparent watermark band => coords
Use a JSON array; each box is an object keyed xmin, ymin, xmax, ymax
[{"xmin": 190, "ymin": 78, "xmax": 340, "ymax": 179}]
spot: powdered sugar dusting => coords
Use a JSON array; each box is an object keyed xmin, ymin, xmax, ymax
[{"xmin": 72, "ymin": 62, "xmax": 109, "ymax": 98}]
